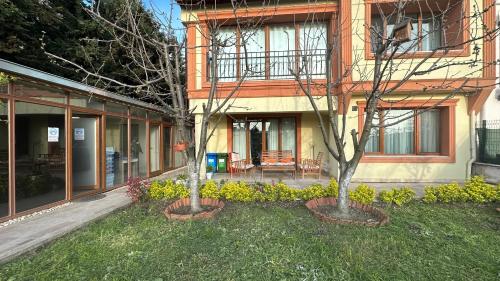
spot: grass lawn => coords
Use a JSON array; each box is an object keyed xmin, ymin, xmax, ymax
[{"xmin": 1, "ymin": 201, "xmax": 499, "ymax": 281}]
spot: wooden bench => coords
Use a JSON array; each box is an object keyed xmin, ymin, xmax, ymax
[
  {"xmin": 260, "ymin": 150, "xmax": 296, "ymax": 179},
  {"xmin": 229, "ymin": 152, "xmax": 255, "ymax": 178}
]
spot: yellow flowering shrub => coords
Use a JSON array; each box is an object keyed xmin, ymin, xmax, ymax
[
  {"xmin": 379, "ymin": 187, "xmax": 415, "ymax": 206},
  {"xmin": 349, "ymin": 184, "xmax": 376, "ymax": 205},
  {"xmin": 220, "ymin": 181, "xmax": 255, "ymax": 202},
  {"xmin": 463, "ymin": 176, "xmax": 497, "ymax": 203},
  {"xmin": 200, "ymin": 180, "xmax": 220, "ymax": 199}
]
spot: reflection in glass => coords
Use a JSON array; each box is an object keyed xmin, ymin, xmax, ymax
[
  {"xmin": 131, "ymin": 120, "xmax": 147, "ymax": 177},
  {"xmin": 14, "ymin": 81, "xmax": 67, "ymax": 104},
  {"xmin": 249, "ymin": 121, "xmax": 262, "ymax": 165},
  {"xmin": 72, "ymin": 115, "xmax": 98, "ymax": 196},
  {"xmin": 70, "ymin": 94, "xmax": 104, "ymax": 110},
  {"xmin": 150, "ymin": 125, "xmax": 160, "ymax": 172},
  {"xmin": 163, "ymin": 127, "xmax": 172, "ymax": 169},
  {"xmin": 0, "ymin": 100, "xmax": 8, "ymax": 218},
  {"xmin": 15, "ymin": 102, "xmax": 66, "ymax": 213},
  {"xmin": 106, "ymin": 102, "xmax": 128, "ymax": 115},
  {"xmin": 106, "ymin": 116, "xmax": 128, "ymax": 189}
]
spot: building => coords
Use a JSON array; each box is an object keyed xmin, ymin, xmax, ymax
[
  {"xmin": 180, "ymin": 0, "xmax": 496, "ymax": 182},
  {"xmin": 0, "ymin": 59, "xmax": 184, "ymax": 222}
]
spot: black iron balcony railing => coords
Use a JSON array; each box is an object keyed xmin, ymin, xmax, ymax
[{"xmin": 208, "ymin": 49, "xmax": 327, "ymax": 81}]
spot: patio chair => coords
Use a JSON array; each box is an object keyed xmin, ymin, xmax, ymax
[
  {"xmin": 298, "ymin": 152, "xmax": 323, "ymax": 179},
  {"xmin": 229, "ymin": 152, "xmax": 254, "ymax": 178}
]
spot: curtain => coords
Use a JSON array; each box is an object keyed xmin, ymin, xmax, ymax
[
  {"xmin": 365, "ymin": 111, "xmax": 380, "ymax": 153},
  {"xmin": 299, "ymin": 23, "xmax": 327, "ymax": 79},
  {"xmin": 419, "ymin": 110, "xmax": 440, "ymax": 152},
  {"xmin": 384, "ymin": 110, "xmax": 414, "ymax": 154},
  {"xmin": 281, "ymin": 118, "xmax": 296, "ymax": 157},
  {"xmin": 216, "ymin": 28, "xmax": 237, "ymax": 81},
  {"xmin": 240, "ymin": 28, "xmax": 265, "ymax": 80},
  {"xmin": 422, "ymin": 17, "xmax": 442, "ymax": 51},
  {"xmin": 266, "ymin": 119, "xmax": 279, "ymax": 151},
  {"xmin": 232, "ymin": 121, "xmax": 246, "ymax": 160},
  {"xmin": 269, "ymin": 25, "xmax": 295, "ymax": 79}
]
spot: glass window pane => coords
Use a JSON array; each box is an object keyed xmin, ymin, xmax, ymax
[
  {"xmin": 419, "ymin": 110, "xmax": 440, "ymax": 153},
  {"xmin": 105, "ymin": 116, "xmax": 128, "ymax": 189},
  {"xmin": 131, "ymin": 120, "xmax": 147, "ymax": 177},
  {"xmin": 131, "ymin": 107, "xmax": 146, "ymax": 118},
  {"xmin": 215, "ymin": 27, "xmax": 237, "ymax": 82},
  {"xmin": 150, "ymin": 125, "xmax": 160, "ymax": 172},
  {"xmin": 299, "ymin": 23, "xmax": 327, "ymax": 78},
  {"xmin": 70, "ymin": 94, "xmax": 104, "ymax": 110},
  {"xmin": 383, "ymin": 109, "xmax": 415, "ymax": 154},
  {"xmin": 232, "ymin": 121, "xmax": 247, "ymax": 160},
  {"xmin": 106, "ymin": 102, "xmax": 128, "ymax": 115},
  {"xmin": 0, "ymin": 83, "xmax": 7, "ymax": 95},
  {"xmin": 0, "ymin": 99, "xmax": 8, "ymax": 218},
  {"xmin": 163, "ymin": 127, "xmax": 172, "ymax": 169},
  {"xmin": 15, "ymin": 102, "xmax": 66, "ymax": 213},
  {"xmin": 240, "ymin": 27, "xmax": 266, "ymax": 80},
  {"xmin": 365, "ymin": 111, "xmax": 380, "ymax": 153},
  {"xmin": 269, "ymin": 25, "xmax": 295, "ymax": 79},
  {"xmin": 422, "ymin": 16, "xmax": 442, "ymax": 51},
  {"xmin": 265, "ymin": 119, "xmax": 279, "ymax": 151},
  {"xmin": 281, "ymin": 118, "xmax": 296, "ymax": 157},
  {"xmin": 14, "ymin": 81, "xmax": 67, "ymax": 104},
  {"xmin": 72, "ymin": 114, "xmax": 98, "ymax": 196},
  {"xmin": 149, "ymin": 111, "xmax": 162, "ymax": 121}
]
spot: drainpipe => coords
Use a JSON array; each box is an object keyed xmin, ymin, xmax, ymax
[{"xmin": 466, "ymin": 110, "xmax": 476, "ymax": 179}]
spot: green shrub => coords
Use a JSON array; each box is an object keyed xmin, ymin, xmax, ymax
[
  {"xmin": 422, "ymin": 186, "xmax": 438, "ymax": 203},
  {"xmin": 200, "ymin": 180, "xmax": 220, "ymax": 199},
  {"xmin": 148, "ymin": 180, "xmax": 190, "ymax": 200},
  {"xmin": 463, "ymin": 176, "xmax": 497, "ymax": 203},
  {"xmin": 325, "ymin": 178, "xmax": 339, "ymax": 198},
  {"xmin": 379, "ymin": 187, "xmax": 415, "ymax": 206},
  {"xmin": 220, "ymin": 181, "xmax": 255, "ymax": 202},
  {"xmin": 349, "ymin": 184, "xmax": 376, "ymax": 205},
  {"xmin": 434, "ymin": 182, "xmax": 468, "ymax": 203},
  {"xmin": 262, "ymin": 182, "xmax": 299, "ymax": 201},
  {"xmin": 300, "ymin": 184, "xmax": 326, "ymax": 201}
]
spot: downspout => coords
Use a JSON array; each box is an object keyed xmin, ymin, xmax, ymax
[{"xmin": 466, "ymin": 110, "xmax": 476, "ymax": 179}]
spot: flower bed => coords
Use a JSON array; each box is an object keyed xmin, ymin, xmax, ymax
[
  {"xmin": 164, "ymin": 198, "xmax": 225, "ymax": 221},
  {"xmin": 305, "ymin": 197, "xmax": 389, "ymax": 227}
]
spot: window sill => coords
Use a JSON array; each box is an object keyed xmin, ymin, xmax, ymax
[
  {"xmin": 364, "ymin": 48, "xmax": 470, "ymax": 60},
  {"xmin": 360, "ymin": 155, "xmax": 455, "ymax": 163}
]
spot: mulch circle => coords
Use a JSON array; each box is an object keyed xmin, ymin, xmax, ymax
[
  {"xmin": 305, "ymin": 197, "xmax": 389, "ymax": 227},
  {"xmin": 164, "ymin": 198, "xmax": 225, "ymax": 221}
]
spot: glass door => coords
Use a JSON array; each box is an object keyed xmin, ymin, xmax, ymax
[
  {"xmin": 72, "ymin": 114, "xmax": 99, "ymax": 197},
  {"xmin": 249, "ymin": 121, "xmax": 262, "ymax": 166}
]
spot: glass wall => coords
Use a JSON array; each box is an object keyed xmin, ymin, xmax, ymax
[
  {"xmin": 0, "ymin": 99, "xmax": 8, "ymax": 218},
  {"xmin": 70, "ymin": 95, "xmax": 104, "ymax": 110},
  {"xmin": 163, "ymin": 127, "xmax": 172, "ymax": 169},
  {"xmin": 131, "ymin": 119, "xmax": 147, "ymax": 177},
  {"xmin": 14, "ymin": 81, "xmax": 67, "ymax": 104},
  {"xmin": 105, "ymin": 116, "xmax": 128, "ymax": 189},
  {"xmin": 150, "ymin": 125, "xmax": 160, "ymax": 172},
  {"xmin": 15, "ymin": 101, "xmax": 66, "ymax": 213}
]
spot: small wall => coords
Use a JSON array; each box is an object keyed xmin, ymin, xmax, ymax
[{"xmin": 472, "ymin": 162, "xmax": 500, "ymax": 184}]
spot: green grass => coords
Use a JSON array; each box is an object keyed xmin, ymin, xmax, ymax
[{"xmin": 1, "ymin": 202, "xmax": 499, "ymax": 281}]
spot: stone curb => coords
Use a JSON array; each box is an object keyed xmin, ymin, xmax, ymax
[{"xmin": 164, "ymin": 198, "xmax": 225, "ymax": 221}]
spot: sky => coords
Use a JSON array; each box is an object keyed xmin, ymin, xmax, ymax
[{"xmin": 142, "ymin": 0, "xmax": 184, "ymax": 36}]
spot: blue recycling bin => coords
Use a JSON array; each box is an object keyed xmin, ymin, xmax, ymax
[{"xmin": 206, "ymin": 153, "xmax": 218, "ymax": 173}]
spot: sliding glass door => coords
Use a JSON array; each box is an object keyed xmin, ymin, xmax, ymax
[
  {"xmin": 232, "ymin": 117, "xmax": 297, "ymax": 166},
  {"xmin": 72, "ymin": 114, "xmax": 99, "ymax": 197}
]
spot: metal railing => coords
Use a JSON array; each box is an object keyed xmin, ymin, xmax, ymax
[
  {"xmin": 208, "ymin": 49, "xmax": 327, "ymax": 81},
  {"xmin": 476, "ymin": 120, "xmax": 500, "ymax": 164}
]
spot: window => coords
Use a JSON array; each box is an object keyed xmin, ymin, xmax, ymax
[
  {"xmin": 131, "ymin": 119, "xmax": 147, "ymax": 178},
  {"xmin": 163, "ymin": 126, "xmax": 172, "ymax": 170},
  {"xmin": 367, "ymin": 0, "xmax": 466, "ymax": 56},
  {"xmin": 150, "ymin": 125, "xmax": 160, "ymax": 173},
  {"xmin": 70, "ymin": 94, "xmax": 104, "ymax": 110},
  {"xmin": 211, "ymin": 22, "xmax": 328, "ymax": 81},
  {"xmin": 364, "ymin": 109, "xmax": 442, "ymax": 155},
  {"xmin": 14, "ymin": 81, "xmax": 67, "ymax": 104}
]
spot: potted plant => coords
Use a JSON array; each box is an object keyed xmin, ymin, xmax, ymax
[{"xmin": 206, "ymin": 165, "xmax": 214, "ymax": 179}]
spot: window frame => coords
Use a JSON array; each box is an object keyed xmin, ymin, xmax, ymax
[{"xmin": 357, "ymin": 99, "xmax": 458, "ymax": 163}]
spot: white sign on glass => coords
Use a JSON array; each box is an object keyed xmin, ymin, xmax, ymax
[
  {"xmin": 74, "ymin": 128, "xmax": 85, "ymax": 141},
  {"xmin": 48, "ymin": 127, "xmax": 59, "ymax": 142}
]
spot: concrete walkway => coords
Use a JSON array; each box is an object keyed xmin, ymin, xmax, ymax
[{"xmin": 0, "ymin": 187, "xmax": 131, "ymax": 264}]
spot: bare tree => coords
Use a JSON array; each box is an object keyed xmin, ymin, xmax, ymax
[
  {"xmin": 44, "ymin": 0, "xmax": 272, "ymax": 212},
  {"xmin": 289, "ymin": 0, "xmax": 499, "ymax": 214}
]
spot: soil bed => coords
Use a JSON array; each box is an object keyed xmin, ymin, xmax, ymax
[
  {"xmin": 170, "ymin": 205, "xmax": 218, "ymax": 215},
  {"xmin": 315, "ymin": 205, "xmax": 379, "ymax": 223}
]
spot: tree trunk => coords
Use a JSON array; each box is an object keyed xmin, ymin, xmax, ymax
[
  {"xmin": 188, "ymin": 159, "xmax": 202, "ymax": 213},
  {"xmin": 337, "ymin": 163, "xmax": 355, "ymax": 214}
]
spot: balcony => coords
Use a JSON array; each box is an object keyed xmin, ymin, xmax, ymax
[{"xmin": 208, "ymin": 49, "xmax": 328, "ymax": 81}]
